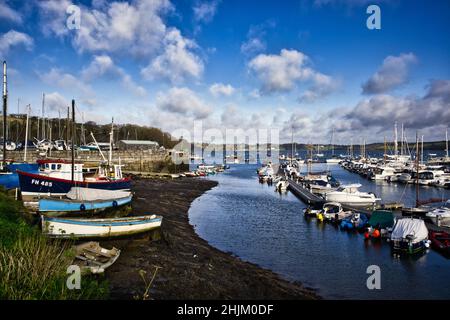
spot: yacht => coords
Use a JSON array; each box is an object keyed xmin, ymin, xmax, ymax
[
  {"xmin": 325, "ymin": 184, "xmax": 380, "ymax": 207},
  {"xmin": 369, "ymin": 166, "xmax": 397, "ymax": 180},
  {"xmin": 426, "ymin": 200, "xmax": 450, "ymax": 227}
]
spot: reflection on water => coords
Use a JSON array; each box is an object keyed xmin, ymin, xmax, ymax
[{"xmin": 188, "ymin": 163, "xmax": 450, "ymax": 299}]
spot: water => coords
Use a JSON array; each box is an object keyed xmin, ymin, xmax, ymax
[{"xmin": 188, "ymin": 163, "xmax": 450, "ymax": 299}]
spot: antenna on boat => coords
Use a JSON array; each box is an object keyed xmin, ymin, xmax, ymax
[{"xmin": 2, "ymin": 61, "xmax": 8, "ymax": 168}]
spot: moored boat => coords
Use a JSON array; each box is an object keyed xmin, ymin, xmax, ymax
[
  {"xmin": 325, "ymin": 184, "xmax": 380, "ymax": 207},
  {"xmin": 340, "ymin": 212, "xmax": 368, "ymax": 231},
  {"xmin": 390, "ymin": 218, "xmax": 430, "ymax": 255},
  {"xmin": 364, "ymin": 210, "xmax": 396, "ymax": 239},
  {"xmin": 425, "ymin": 200, "xmax": 450, "ymax": 227},
  {"xmin": 41, "ymin": 214, "xmax": 162, "ymax": 238},
  {"xmin": 429, "ymin": 231, "xmax": 450, "ymax": 257}
]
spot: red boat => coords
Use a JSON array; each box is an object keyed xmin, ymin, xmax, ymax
[{"xmin": 429, "ymin": 231, "xmax": 450, "ymax": 257}]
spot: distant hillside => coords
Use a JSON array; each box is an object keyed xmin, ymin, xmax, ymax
[
  {"xmin": 3, "ymin": 114, "xmax": 181, "ymax": 149},
  {"xmin": 280, "ymin": 141, "xmax": 447, "ymax": 152}
]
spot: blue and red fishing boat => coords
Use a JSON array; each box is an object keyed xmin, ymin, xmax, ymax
[{"xmin": 17, "ymin": 159, "xmax": 131, "ymax": 201}]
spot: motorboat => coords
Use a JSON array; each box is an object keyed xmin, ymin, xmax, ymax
[
  {"xmin": 429, "ymin": 231, "xmax": 450, "ymax": 257},
  {"xmin": 320, "ymin": 202, "xmax": 353, "ymax": 222},
  {"xmin": 426, "ymin": 200, "xmax": 450, "ymax": 227},
  {"xmin": 390, "ymin": 218, "xmax": 430, "ymax": 255},
  {"xmin": 369, "ymin": 166, "xmax": 397, "ymax": 181},
  {"xmin": 325, "ymin": 184, "xmax": 380, "ymax": 207},
  {"xmin": 340, "ymin": 212, "xmax": 368, "ymax": 231}
]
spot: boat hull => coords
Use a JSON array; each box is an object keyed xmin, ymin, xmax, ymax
[
  {"xmin": 0, "ymin": 163, "xmax": 39, "ymax": 189},
  {"xmin": 42, "ymin": 215, "xmax": 162, "ymax": 238},
  {"xmin": 17, "ymin": 170, "xmax": 131, "ymax": 201},
  {"xmin": 39, "ymin": 195, "xmax": 133, "ymax": 215}
]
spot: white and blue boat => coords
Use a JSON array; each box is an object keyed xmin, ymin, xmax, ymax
[
  {"xmin": 38, "ymin": 187, "xmax": 133, "ymax": 216},
  {"xmin": 41, "ymin": 214, "xmax": 162, "ymax": 238}
]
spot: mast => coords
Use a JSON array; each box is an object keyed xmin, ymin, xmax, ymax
[
  {"xmin": 421, "ymin": 135, "xmax": 424, "ymax": 164},
  {"xmin": 24, "ymin": 105, "xmax": 30, "ymax": 162},
  {"xmin": 16, "ymin": 98, "xmax": 19, "ymax": 143},
  {"xmin": 446, "ymin": 129, "xmax": 448, "ymax": 159},
  {"xmin": 394, "ymin": 121, "xmax": 398, "ymax": 158},
  {"xmin": 331, "ymin": 127, "xmax": 335, "ymax": 157},
  {"xmin": 400, "ymin": 123, "xmax": 404, "ymax": 156},
  {"xmin": 41, "ymin": 93, "xmax": 45, "ymax": 140},
  {"xmin": 415, "ymin": 132, "xmax": 419, "ymax": 208},
  {"xmin": 66, "ymin": 106, "xmax": 69, "ymax": 158},
  {"xmin": 71, "ymin": 100, "xmax": 75, "ymax": 183},
  {"xmin": 290, "ymin": 126, "xmax": 293, "ymax": 164},
  {"xmin": 2, "ymin": 61, "xmax": 7, "ymax": 168},
  {"xmin": 109, "ymin": 117, "xmax": 114, "ymax": 165},
  {"xmin": 383, "ymin": 136, "xmax": 387, "ymax": 165}
]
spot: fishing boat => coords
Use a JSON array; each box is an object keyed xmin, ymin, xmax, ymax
[
  {"xmin": 41, "ymin": 214, "xmax": 162, "ymax": 238},
  {"xmin": 72, "ymin": 241, "xmax": 121, "ymax": 274},
  {"xmin": 325, "ymin": 184, "xmax": 380, "ymax": 207},
  {"xmin": 38, "ymin": 187, "xmax": 133, "ymax": 216},
  {"xmin": 425, "ymin": 200, "xmax": 450, "ymax": 227},
  {"xmin": 0, "ymin": 162, "xmax": 39, "ymax": 189},
  {"xmin": 364, "ymin": 210, "xmax": 396, "ymax": 239},
  {"xmin": 390, "ymin": 218, "xmax": 430, "ymax": 255},
  {"xmin": 429, "ymin": 231, "xmax": 450, "ymax": 257},
  {"xmin": 340, "ymin": 212, "xmax": 368, "ymax": 231},
  {"xmin": 17, "ymin": 159, "xmax": 131, "ymax": 201}
]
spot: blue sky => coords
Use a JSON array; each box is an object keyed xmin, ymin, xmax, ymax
[{"xmin": 0, "ymin": 0, "xmax": 449, "ymax": 143}]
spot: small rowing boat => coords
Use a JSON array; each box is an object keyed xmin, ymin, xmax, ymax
[
  {"xmin": 42, "ymin": 214, "xmax": 162, "ymax": 238},
  {"xmin": 72, "ymin": 241, "xmax": 121, "ymax": 274}
]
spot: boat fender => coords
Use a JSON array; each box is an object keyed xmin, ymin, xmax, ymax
[
  {"xmin": 112, "ymin": 200, "xmax": 118, "ymax": 207},
  {"xmin": 80, "ymin": 204, "xmax": 86, "ymax": 211}
]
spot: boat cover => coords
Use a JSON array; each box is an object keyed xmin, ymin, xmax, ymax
[
  {"xmin": 66, "ymin": 187, "xmax": 131, "ymax": 201},
  {"xmin": 391, "ymin": 218, "xmax": 428, "ymax": 243},
  {"xmin": 368, "ymin": 211, "xmax": 395, "ymax": 228}
]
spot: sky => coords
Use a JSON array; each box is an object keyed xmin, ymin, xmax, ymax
[{"xmin": 0, "ymin": 0, "xmax": 449, "ymax": 144}]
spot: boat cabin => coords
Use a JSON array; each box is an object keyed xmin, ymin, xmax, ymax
[{"xmin": 37, "ymin": 159, "xmax": 84, "ymax": 181}]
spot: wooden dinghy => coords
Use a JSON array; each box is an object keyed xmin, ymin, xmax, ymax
[
  {"xmin": 42, "ymin": 214, "xmax": 162, "ymax": 238},
  {"xmin": 73, "ymin": 241, "xmax": 121, "ymax": 274}
]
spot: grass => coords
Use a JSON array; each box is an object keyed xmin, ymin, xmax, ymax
[{"xmin": 0, "ymin": 188, "xmax": 109, "ymax": 300}]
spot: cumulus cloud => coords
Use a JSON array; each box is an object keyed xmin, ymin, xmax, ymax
[
  {"xmin": 346, "ymin": 79, "xmax": 450, "ymax": 132},
  {"xmin": 141, "ymin": 28, "xmax": 204, "ymax": 83},
  {"xmin": 209, "ymin": 83, "xmax": 235, "ymax": 97},
  {"xmin": 82, "ymin": 55, "xmax": 146, "ymax": 96},
  {"xmin": 240, "ymin": 21, "xmax": 275, "ymax": 55},
  {"xmin": 0, "ymin": 0, "xmax": 22, "ymax": 23},
  {"xmin": 193, "ymin": 0, "xmax": 220, "ymax": 23},
  {"xmin": 44, "ymin": 92, "xmax": 70, "ymax": 112},
  {"xmin": 362, "ymin": 53, "xmax": 417, "ymax": 94},
  {"xmin": 0, "ymin": 30, "xmax": 33, "ymax": 57},
  {"xmin": 156, "ymin": 87, "xmax": 212, "ymax": 119},
  {"xmin": 248, "ymin": 49, "xmax": 337, "ymax": 101}
]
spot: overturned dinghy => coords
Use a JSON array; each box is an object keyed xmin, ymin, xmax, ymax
[
  {"xmin": 38, "ymin": 187, "xmax": 133, "ymax": 216},
  {"xmin": 73, "ymin": 242, "xmax": 120, "ymax": 274},
  {"xmin": 390, "ymin": 218, "xmax": 430, "ymax": 255},
  {"xmin": 42, "ymin": 214, "xmax": 162, "ymax": 238}
]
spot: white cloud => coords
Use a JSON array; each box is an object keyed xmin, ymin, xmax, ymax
[
  {"xmin": 141, "ymin": 29, "xmax": 204, "ymax": 83},
  {"xmin": 362, "ymin": 53, "xmax": 417, "ymax": 94},
  {"xmin": 156, "ymin": 87, "xmax": 212, "ymax": 119},
  {"xmin": 44, "ymin": 92, "xmax": 70, "ymax": 112},
  {"xmin": 82, "ymin": 55, "xmax": 147, "ymax": 96},
  {"xmin": 240, "ymin": 21, "xmax": 275, "ymax": 55},
  {"xmin": 209, "ymin": 83, "xmax": 235, "ymax": 97},
  {"xmin": 248, "ymin": 49, "xmax": 337, "ymax": 101},
  {"xmin": 0, "ymin": 30, "xmax": 34, "ymax": 58},
  {"xmin": 0, "ymin": 1, "xmax": 22, "ymax": 23},
  {"xmin": 193, "ymin": 0, "xmax": 220, "ymax": 23}
]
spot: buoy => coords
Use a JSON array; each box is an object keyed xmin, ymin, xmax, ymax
[
  {"xmin": 364, "ymin": 232, "xmax": 369, "ymax": 239},
  {"xmin": 373, "ymin": 229, "xmax": 380, "ymax": 238}
]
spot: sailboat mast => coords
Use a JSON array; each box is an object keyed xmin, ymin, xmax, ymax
[
  {"xmin": 394, "ymin": 121, "xmax": 398, "ymax": 158},
  {"xmin": 24, "ymin": 105, "xmax": 29, "ymax": 162},
  {"xmin": 331, "ymin": 127, "xmax": 335, "ymax": 157},
  {"xmin": 421, "ymin": 135, "xmax": 424, "ymax": 164},
  {"xmin": 415, "ymin": 132, "xmax": 419, "ymax": 208},
  {"xmin": 109, "ymin": 118, "xmax": 114, "ymax": 165},
  {"xmin": 2, "ymin": 61, "xmax": 8, "ymax": 168},
  {"xmin": 291, "ymin": 127, "xmax": 293, "ymax": 164},
  {"xmin": 446, "ymin": 129, "xmax": 448, "ymax": 159},
  {"xmin": 71, "ymin": 100, "xmax": 75, "ymax": 183},
  {"xmin": 41, "ymin": 93, "xmax": 45, "ymax": 140},
  {"xmin": 401, "ymin": 123, "xmax": 404, "ymax": 156},
  {"xmin": 384, "ymin": 136, "xmax": 387, "ymax": 165}
]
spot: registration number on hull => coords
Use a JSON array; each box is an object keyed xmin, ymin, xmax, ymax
[{"xmin": 31, "ymin": 179, "xmax": 53, "ymax": 187}]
